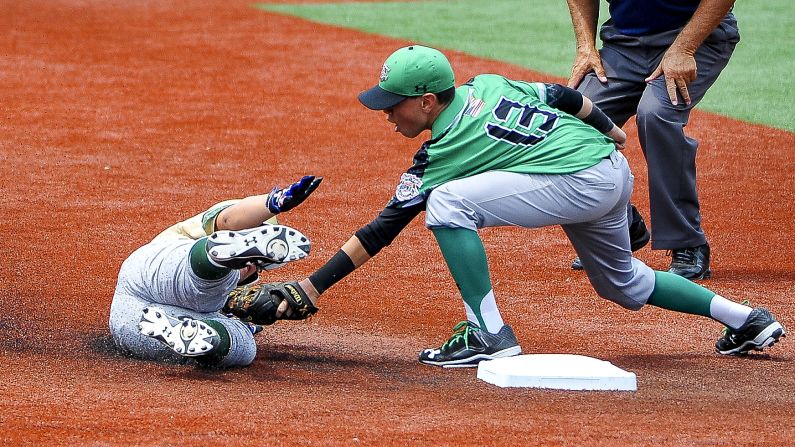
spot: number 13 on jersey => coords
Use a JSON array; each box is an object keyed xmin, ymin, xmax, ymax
[{"xmin": 485, "ymin": 96, "xmax": 559, "ymax": 147}]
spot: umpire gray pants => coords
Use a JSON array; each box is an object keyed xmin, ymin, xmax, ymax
[
  {"xmin": 578, "ymin": 14, "xmax": 740, "ymax": 249},
  {"xmin": 426, "ymin": 151, "xmax": 655, "ymax": 311}
]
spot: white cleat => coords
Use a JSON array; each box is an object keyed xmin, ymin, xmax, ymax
[
  {"xmin": 138, "ymin": 307, "xmax": 219, "ymax": 357},
  {"xmin": 206, "ymin": 224, "xmax": 310, "ymax": 270}
]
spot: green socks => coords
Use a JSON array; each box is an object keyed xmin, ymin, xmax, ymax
[
  {"xmin": 189, "ymin": 237, "xmax": 230, "ymax": 280},
  {"xmin": 195, "ymin": 319, "xmax": 232, "ymax": 367},
  {"xmin": 432, "ymin": 229, "xmax": 742, "ymax": 329},
  {"xmin": 432, "ymin": 227, "xmax": 494, "ymax": 328},
  {"xmin": 647, "ymin": 271, "xmax": 715, "ymax": 317}
]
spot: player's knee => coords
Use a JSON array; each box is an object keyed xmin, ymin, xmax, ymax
[
  {"xmin": 589, "ymin": 277, "xmax": 645, "ymax": 311},
  {"xmin": 207, "ymin": 319, "xmax": 257, "ymax": 368},
  {"xmin": 425, "ymin": 187, "xmax": 479, "ymax": 229},
  {"xmin": 636, "ymin": 93, "xmax": 679, "ymax": 125}
]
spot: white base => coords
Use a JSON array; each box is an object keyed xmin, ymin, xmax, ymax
[{"xmin": 477, "ymin": 354, "xmax": 637, "ymax": 391}]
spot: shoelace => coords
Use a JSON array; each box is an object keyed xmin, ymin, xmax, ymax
[
  {"xmin": 441, "ymin": 321, "xmax": 478, "ymax": 351},
  {"xmin": 721, "ymin": 299, "xmax": 751, "ymax": 337},
  {"xmin": 671, "ymin": 247, "xmax": 698, "ymax": 265}
]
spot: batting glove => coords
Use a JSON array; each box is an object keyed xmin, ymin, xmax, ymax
[{"xmin": 266, "ymin": 175, "xmax": 323, "ymax": 214}]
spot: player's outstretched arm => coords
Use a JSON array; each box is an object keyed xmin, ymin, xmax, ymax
[
  {"xmin": 225, "ymin": 235, "xmax": 371, "ymax": 322},
  {"xmin": 215, "ymin": 175, "xmax": 322, "ymax": 231},
  {"xmin": 271, "ymin": 236, "xmax": 371, "ymax": 318},
  {"xmin": 272, "ymin": 203, "xmax": 424, "ymax": 318},
  {"xmin": 268, "ymin": 235, "xmax": 371, "ymax": 317},
  {"xmin": 299, "ymin": 235, "xmax": 371, "ymax": 302},
  {"xmin": 215, "ymin": 193, "xmax": 275, "ymax": 231}
]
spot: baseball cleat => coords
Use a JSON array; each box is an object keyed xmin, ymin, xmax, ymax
[
  {"xmin": 206, "ymin": 224, "xmax": 310, "ymax": 270},
  {"xmin": 715, "ymin": 307, "xmax": 785, "ymax": 355},
  {"xmin": 419, "ymin": 321, "xmax": 521, "ymax": 368},
  {"xmin": 138, "ymin": 307, "xmax": 219, "ymax": 357},
  {"xmin": 668, "ymin": 242, "xmax": 711, "ymax": 280}
]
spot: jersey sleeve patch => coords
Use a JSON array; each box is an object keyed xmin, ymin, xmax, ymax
[{"xmin": 395, "ymin": 172, "xmax": 423, "ymax": 202}]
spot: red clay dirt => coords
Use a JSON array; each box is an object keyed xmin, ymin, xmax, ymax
[{"xmin": 1, "ymin": 1, "xmax": 793, "ymax": 446}]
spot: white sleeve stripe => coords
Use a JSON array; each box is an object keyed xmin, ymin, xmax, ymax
[{"xmin": 534, "ymin": 82, "xmax": 546, "ymax": 103}]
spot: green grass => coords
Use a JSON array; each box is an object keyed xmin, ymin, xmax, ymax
[{"xmin": 257, "ymin": 0, "xmax": 794, "ymax": 132}]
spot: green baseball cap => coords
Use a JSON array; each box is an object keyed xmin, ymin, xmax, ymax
[{"xmin": 358, "ymin": 45, "xmax": 455, "ymax": 110}]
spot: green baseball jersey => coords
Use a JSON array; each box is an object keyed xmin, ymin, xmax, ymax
[{"xmin": 389, "ymin": 74, "xmax": 616, "ymax": 208}]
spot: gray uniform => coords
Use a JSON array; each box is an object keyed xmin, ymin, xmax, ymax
[
  {"xmin": 578, "ymin": 12, "xmax": 740, "ymax": 249},
  {"xmin": 108, "ymin": 201, "xmax": 257, "ymax": 367},
  {"xmin": 426, "ymin": 150, "xmax": 655, "ymax": 311}
]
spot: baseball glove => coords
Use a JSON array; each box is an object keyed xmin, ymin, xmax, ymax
[{"xmin": 223, "ymin": 281, "xmax": 318, "ymax": 326}]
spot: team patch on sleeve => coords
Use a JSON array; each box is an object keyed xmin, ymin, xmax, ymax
[{"xmin": 395, "ymin": 173, "xmax": 423, "ymax": 202}]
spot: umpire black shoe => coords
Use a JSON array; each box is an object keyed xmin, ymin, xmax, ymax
[
  {"xmin": 571, "ymin": 206, "xmax": 650, "ymax": 270},
  {"xmin": 668, "ymin": 242, "xmax": 711, "ymax": 280},
  {"xmin": 715, "ymin": 307, "xmax": 786, "ymax": 355},
  {"xmin": 627, "ymin": 205, "xmax": 651, "ymax": 252},
  {"xmin": 419, "ymin": 321, "xmax": 521, "ymax": 368},
  {"xmin": 206, "ymin": 224, "xmax": 310, "ymax": 270}
]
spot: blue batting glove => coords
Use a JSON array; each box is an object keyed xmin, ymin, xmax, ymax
[{"xmin": 266, "ymin": 175, "xmax": 323, "ymax": 214}]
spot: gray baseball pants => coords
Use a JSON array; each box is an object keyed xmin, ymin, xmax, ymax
[
  {"xmin": 109, "ymin": 239, "xmax": 257, "ymax": 367},
  {"xmin": 578, "ymin": 14, "xmax": 740, "ymax": 249},
  {"xmin": 426, "ymin": 150, "xmax": 656, "ymax": 310}
]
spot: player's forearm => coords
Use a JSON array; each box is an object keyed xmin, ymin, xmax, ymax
[
  {"xmin": 576, "ymin": 95, "xmax": 626, "ymax": 147},
  {"xmin": 303, "ymin": 236, "xmax": 369, "ymax": 301},
  {"xmin": 671, "ymin": 0, "xmax": 735, "ymax": 54},
  {"xmin": 566, "ymin": 0, "xmax": 600, "ymax": 52},
  {"xmin": 341, "ymin": 236, "xmax": 371, "ymax": 267},
  {"xmin": 303, "ymin": 204, "xmax": 421, "ymax": 299},
  {"xmin": 215, "ymin": 194, "xmax": 276, "ymax": 231}
]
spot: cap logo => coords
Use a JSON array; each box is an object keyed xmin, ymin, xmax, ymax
[
  {"xmin": 380, "ymin": 63, "xmax": 390, "ymax": 82},
  {"xmin": 414, "ymin": 84, "xmax": 428, "ymax": 93}
]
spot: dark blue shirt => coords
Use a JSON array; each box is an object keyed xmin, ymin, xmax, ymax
[{"xmin": 608, "ymin": 0, "xmax": 700, "ymax": 35}]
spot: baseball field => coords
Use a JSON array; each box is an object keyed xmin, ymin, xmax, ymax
[{"xmin": 2, "ymin": 1, "xmax": 794, "ymax": 445}]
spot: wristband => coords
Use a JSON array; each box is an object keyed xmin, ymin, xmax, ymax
[
  {"xmin": 308, "ymin": 249, "xmax": 357, "ymax": 294},
  {"xmin": 582, "ymin": 105, "xmax": 615, "ymax": 134}
]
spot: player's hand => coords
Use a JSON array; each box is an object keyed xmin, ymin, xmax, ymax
[
  {"xmin": 645, "ymin": 47, "xmax": 697, "ymax": 106},
  {"xmin": 266, "ymin": 175, "xmax": 323, "ymax": 214},
  {"xmin": 276, "ymin": 298, "xmax": 291, "ymax": 318},
  {"xmin": 276, "ymin": 279, "xmax": 319, "ymax": 318},
  {"xmin": 568, "ymin": 47, "xmax": 607, "ymax": 88},
  {"xmin": 607, "ymin": 125, "xmax": 627, "ymax": 150}
]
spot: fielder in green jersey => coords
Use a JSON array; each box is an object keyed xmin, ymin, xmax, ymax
[
  {"xmin": 259, "ymin": 45, "xmax": 784, "ymax": 367},
  {"xmin": 390, "ymin": 73, "xmax": 617, "ymax": 208}
]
